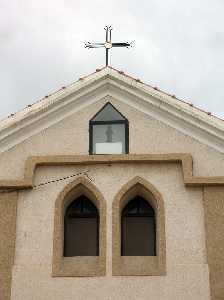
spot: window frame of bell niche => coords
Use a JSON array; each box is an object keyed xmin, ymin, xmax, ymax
[
  {"xmin": 112, "ymin": 176, "xmax": 166, "ymax": 276},
  {"xmin": 89, "ymin": 102, "xmax": 129, "ymax": 155},
  {"xmin": 52, "ymin": 177, "xmax": 106, "ymax": 277}
]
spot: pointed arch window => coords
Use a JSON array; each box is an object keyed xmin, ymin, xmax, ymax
[
  {"xmin": 53, "ymin": 177, "xmax": 106, "ymax": 277},
  {"xmin": 112, "ymin": 177, "xmax": 166, "ymax": 276},
  {"xmin": 121, "ymin": 196, "xmax": 156, "ymax": 256},
  {"xmin": 64, "ymin": 195, "xmax": 99, "ymax": 257},
  {"xmin": 89, "ymin": 102, "xmax": 129, "ymax": 154}
]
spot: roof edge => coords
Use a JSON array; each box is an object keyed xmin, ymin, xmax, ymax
[{"xmin": 0, "ymin": 66, "xmax": 223, "ymax": 154}]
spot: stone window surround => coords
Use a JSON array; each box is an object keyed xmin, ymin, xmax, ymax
[
  {"xmin": 52, "ymin": 176, "xmax": 106, "ymax": 277},
  {"xmin": 112, "ymin": 176, "xmax": 166, "ymax": 276},
  {"xmin": 52, "ymin": 175, "xmax": 166, "ymax": 277}
]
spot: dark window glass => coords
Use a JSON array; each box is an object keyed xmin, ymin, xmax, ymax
[
  {"xmin": 64, "ymin": 196, "xmax": 99, "ymax": 257},
  {"xmin": 121, "ymin": 196, "xmax": 156, "ymax": 256},
  {"xmin": 89, "ymin": 102, "xmax": 129, "ymax": 154}
]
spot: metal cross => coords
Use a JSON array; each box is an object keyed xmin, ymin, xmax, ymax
[{"xmin": 85, "ymin": 26, "xmax": 132, "ymax": 66}]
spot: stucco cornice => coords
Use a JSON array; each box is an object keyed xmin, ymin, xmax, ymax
[
  {"xmin": 1, "ymin": 154, "xmax": 224, "ymax": 190},
  {"xmin": 0, "ymin": 67, "xmax": 223, "ymax": 154}
]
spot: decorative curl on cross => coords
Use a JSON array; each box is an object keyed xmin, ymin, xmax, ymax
[{"xmin": 85, "ymin": 26, "xmax": 132, "ymax": 66}]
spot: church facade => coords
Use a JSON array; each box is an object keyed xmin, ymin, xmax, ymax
[{"xmin": 0, "ymin": 66, "xmax": 224, "ymax": 300}]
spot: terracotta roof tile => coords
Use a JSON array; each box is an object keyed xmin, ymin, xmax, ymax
[{"xmin": 3, "ymin": 66, "xmax": 224, "ymax": 124}]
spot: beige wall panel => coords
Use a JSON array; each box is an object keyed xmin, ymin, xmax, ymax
[
  {"xmin": 204, "ymin": 187, "xmax": 224, "ymax": 300},
  {"xmin": 11, "ymin": 264, "xmax": 210, "ymax": 300},
  {"xmin": 11, "ymin": 163, "xmax": 210, "ymax": 300},
  {"xmin": 0, "ymin": 99, "xmax": 223, "ymax": 181}
]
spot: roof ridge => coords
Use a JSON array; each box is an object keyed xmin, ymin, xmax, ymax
[
  {"xmin": 0, "ymin": 66, "xmax": 223, "ymax": 155},
  {"xmin": 0, "ymin": 66, "xmax": 223, "ymax": 128},
  {"xmin": 108, "ymin": 66, "xmax": 224, "ymax": 123}
]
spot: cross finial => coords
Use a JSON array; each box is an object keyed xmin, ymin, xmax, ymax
[{"xmin": 85, "ymin": 26, "xmax": 132, "ymax": 66}]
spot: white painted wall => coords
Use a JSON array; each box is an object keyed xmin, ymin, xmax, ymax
[
  {"xmin": 0, "ymin": 97, "xmax": 223, "ymax": 181},
  {"xmin": 0, "ymin": 95, "xmax": 219, "ymax": 299},
  {"xmin": 11, "ymin": 163, "xmax": 210, "ymax": 300}
]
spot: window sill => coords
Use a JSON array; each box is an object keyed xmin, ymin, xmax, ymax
[
  {"xmin": 52, "ymin": 256, "xmax": 105, "ymax": 277},
  {"xmin": 112, "ymin": 256, "xmax": 166, "ymax": 276}
]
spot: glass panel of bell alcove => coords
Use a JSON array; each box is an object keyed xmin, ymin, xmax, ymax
[
  {"xmin": 92, "ymin": 123, "xmax": 126, "ymax": 154},
  {"xmin": 90, "ymin": 102, "xmax": 128, "ymax": 154},
  {"xmin": 92, "ymin": 103, "xmax": 126, "ymax": 122}
]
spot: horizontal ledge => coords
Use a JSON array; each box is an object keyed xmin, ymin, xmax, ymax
[{"xmin": 0, "ymin": 153, "xmax": 224, "ymax": 190}]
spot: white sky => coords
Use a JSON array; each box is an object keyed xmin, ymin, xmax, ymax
[{"xmin": 0, "ymin": 0, "xmax": 224, "ymax": 120}]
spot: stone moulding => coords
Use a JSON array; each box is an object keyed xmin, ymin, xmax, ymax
[
  {"xmin": 0, "ymin": 192, "xmax": 17, "ymax": 300},
  {"xmin": 1, "ymin": 153, "xmax": 224, "ymax": 190}
]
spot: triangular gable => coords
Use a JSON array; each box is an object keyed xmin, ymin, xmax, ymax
[{"xmin": 0, "ymin": 66, "xmax": 223, "ymax": 154}]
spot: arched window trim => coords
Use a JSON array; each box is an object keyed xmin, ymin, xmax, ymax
[
  {"xmin": 52, "ymin": 177, "xmax": 106, "ymax": 277},
  {"xmin": 112, "ymin": 176, "xmax": 166, "ymax": 276},
  {"xmin": 89, "ymin": 102, "xmax": 129, "ymax": 154}
]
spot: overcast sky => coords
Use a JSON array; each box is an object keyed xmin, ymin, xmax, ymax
[{"xmin": 0, "ymin": 0, "xmax": 224, "ymax": 121}]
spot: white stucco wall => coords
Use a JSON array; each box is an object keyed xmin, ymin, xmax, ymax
[
  {"xmin": 11, "ymin": 163, "xmax": 210, "ymax": 300},
  {"xmin": 0, "ymin": 98, "xmax": 223, "ymax": 182},
  {"xmin": 1, "ymin": 96, "xmax": 221, "ymax": 299}
]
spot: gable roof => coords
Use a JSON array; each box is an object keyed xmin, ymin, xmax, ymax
[{"xmin": 0, "ymin": 66, "xmax": 224, "ymax": 154}]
